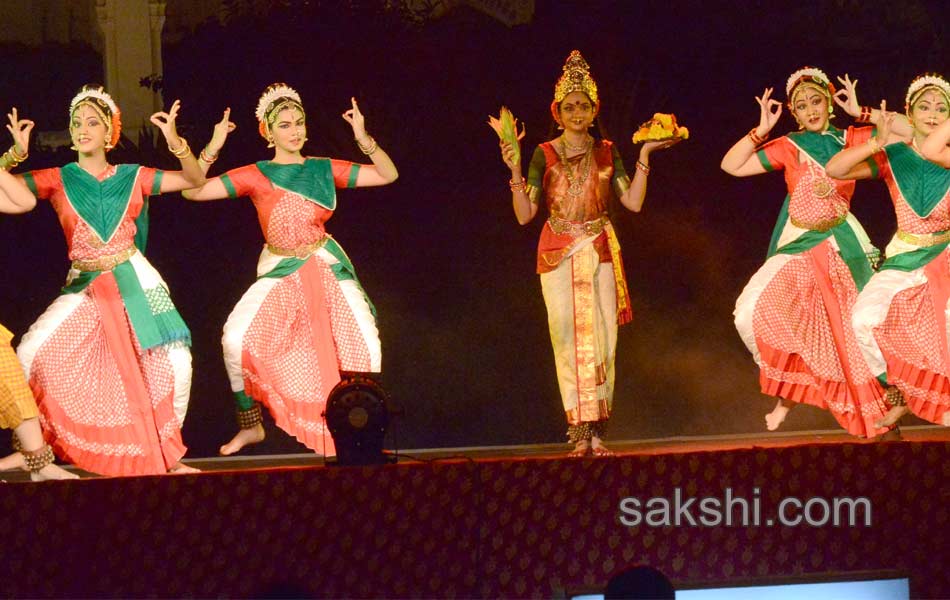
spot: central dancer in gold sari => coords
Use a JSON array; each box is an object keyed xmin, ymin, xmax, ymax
[{"xmin": 498, "ymin": 51, "xmax": 677, "ymax": 456}]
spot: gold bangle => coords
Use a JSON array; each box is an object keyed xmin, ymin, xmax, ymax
[
  {"xmin": 168, "ymin": 137, "xmax": 191, "ymax": 158},
  {"xmin": 868, "ymin": 138, "xmax": 881, "ymax": 154},
  {"xmin": 356, "ymin": 135, "xmax": 378, "ymax": 156},
  {"xmin": 635, "ymin": 160, "xmax": 650, "ymax": 175},
  {"xmin": 9, "ymin": 145, "xmax": 28, "ymax": 163},
  {"xmin": 199, "ymin": 146, "xmax": 218, "ymax": 163}
]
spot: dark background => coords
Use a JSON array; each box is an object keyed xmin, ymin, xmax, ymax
[{"xmin": 1, "ymin": 0, "xmax": 947, "ymax": 457}]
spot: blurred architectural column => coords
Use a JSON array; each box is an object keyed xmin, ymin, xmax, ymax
[{"xmin": 95, "ymin": 0, "xmax": 166, "ymax": 144}]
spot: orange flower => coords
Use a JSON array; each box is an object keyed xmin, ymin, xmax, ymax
[{"xmin": 632, "ymin": 112, "xmax": 689, "ymax": 143}]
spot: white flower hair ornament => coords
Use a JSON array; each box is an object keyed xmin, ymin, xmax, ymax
[
  {"xmin": 905, "ymin": 74, "xmax": 950, "ymax": 108},
  {"xmin": 68, "ymin": 86, "xmax": 119, "ymax": 119},
  {"xmin": 255, "ymin": 84, "xmax": 303, "ymax": 123},
  {"xmin": 786, "ymin": 67, "xmax": 832, "ymax": 97}
]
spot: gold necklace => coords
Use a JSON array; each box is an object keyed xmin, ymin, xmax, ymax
[
  {"xmin": 561, "ymin": 134, "xmax": 592, "ymax": 153},
  {"xmin": 557, "ymin": 138, "xmax": 593, "ymax": 198}
]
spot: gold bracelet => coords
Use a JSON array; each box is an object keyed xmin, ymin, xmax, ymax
[
  {"xmin": 356, "ymin": 135, "xmax": 378, "ymax": 156},
  {"xmin": 868, "ymin": 138, "xmax": 881, "ymax": 154},
  {"xmin": 168, "ymin": 137, "xmax": 191, "ymax": 158},
  {"xmin": 9, "ymin": 144, "xmax": 28, "ymax": 162},
  {"xmin": 199, "ymin": 145, "xmax": 218, "ymax": 163},
  {"xmin": 635, "ymin": 160, "xmax": 650, "ymax": 175}
]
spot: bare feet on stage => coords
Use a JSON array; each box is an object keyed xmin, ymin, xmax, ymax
[
  {"xmin": 168, "ymin": 462, "xmax": 200, "ymax": 474},
  {"xmin": 590, "ymin": 437, "xmax": 615, "ymax": 457},
  {"xmin": 219, "ymin": 424, "xmax": 265, "ymax": 456},
  {"xmin": 0, "ymin": 451, "xmax": 25, "ymax": 471},
  {"xmin": 943, "ymin": 412, "xmax": 950, "ymax": 427},
  {"xmin": 568, "ymin": 439, "xmax": 590, "ymax": 457},
  {"xmin": 874, "ymin": 405, "xmax": 909, "ymax": 429},
  {"xmin": 874, "ymin": 426, "xmax": 902, "ymax": 442},
  {"xmin": 31, "ymin": 462, "xmax": 78, "ymax": 481},
  {"xmin": 0, "ymin": 451, "xmax": 78, "ymax": 480},
  {"xmin": 765, "ymin": 399, "xmax": 792, "ymax": 431}
]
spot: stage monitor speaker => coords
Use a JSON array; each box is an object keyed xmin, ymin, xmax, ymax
[{"xmin": 324, "ymin": 372, "xmax": 397, "ymax": 466}]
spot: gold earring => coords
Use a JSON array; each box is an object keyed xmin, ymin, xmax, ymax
[
  {"xmin": 70, "ymin": 144, "xmax": 78, "ymax": 151},
  {"xmin": 266, "ymin": 138, "xmax": 275, "ymax": 148}
]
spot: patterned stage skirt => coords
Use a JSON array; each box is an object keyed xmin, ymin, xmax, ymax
[
  {"xmin": 854, "ymin": 248, "xmax": 950, "ymax": 426},
  {"xmin": 16, "ymin": 253, "xmax": 191, "ymax": 476},
  {"xmin": 735, "ymin": 238, "xmax": 889, "ymax": 437},
  {"xmin": 222, "ymin": 244, "xmax": 380, "ymax": 455}
]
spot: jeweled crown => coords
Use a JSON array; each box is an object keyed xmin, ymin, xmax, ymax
[{"xmin": 553, "ymin": 50, "xmax": 598, "ymax": 105}]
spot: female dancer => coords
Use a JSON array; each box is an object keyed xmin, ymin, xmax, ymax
[
  {"xmin": 10, "ymin": 87, "xmax": 204, "ymax": 476},
  {"xmin": 0, "ymin": 160, "xmax": 76, "ymax": 480},
  {"xmin": 828, "ymin": 74, "xmax": 950, "ymax": 428},
  {"xmin": 499, "ymin": 50, "xmax": 677, "ymax": 457},
  {"xmin": 721, "ymin": 67, "xmax": 891, "ymax": 437},
  {"xmin": 182, "ymin": 85, "xmax": 397, "ymax": 456}
]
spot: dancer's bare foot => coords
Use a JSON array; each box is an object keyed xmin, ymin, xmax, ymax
[
  {"xmin": 568, "ymin": 439, "xmax": 590, "ymax": 457},
  {"xmin": 874, "ymin": 404, "xmax": 909, "ymax": 429},
  {"xmin": 873, "ymin": 425, "xmax": 902, "ymax": 442},
  {"xmin": 590, "ymin": 437, "xmax": 615, "ymax": 457},
  {"xmin": 168, "ymin": 462, "xmax": 200, "ymax": 474},
  {"xmin": 30, "ymin": 463, "xmax": 78, "ymax": 481},
  {"xmin": 942, "ymin": 412, "xmax": 950, "ymax": 427},
  {"xmin": 765, "ymin": 400, "xmax": 791, "ymax": 431},
  {"xmin": 219, "ymin": 424, "xmax": 265, "ymax": 456},
  {"xmin": 0, "ymin": 451, "xmax": 25, "ymax": 471}
]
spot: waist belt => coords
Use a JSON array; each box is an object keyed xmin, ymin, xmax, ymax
[
  {"xmin": 896, "ymin": 229, "xmax": 950, "ymax": 247},
  {"xmin": 266, "ymin": 237, "xmax": 328, "ymax": 259},
  {"xmin": 71, "ymin": 246, "xmax": 137, "ymax": 272},
  {"xmin": 790, "ymin": 213, "xmax": 847, "ymax": 232},
  {"xmin": 548, "ymin": 215, "xmax": 608, "ymax": 237}
]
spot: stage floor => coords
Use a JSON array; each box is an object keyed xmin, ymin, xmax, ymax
[
  {"xmin": 3, "ymin": 425, "xmax": 948, "ymax": 481},
  {"xmin": 2, "ymin": 425, "xmax": 948, "ymax": 598}
]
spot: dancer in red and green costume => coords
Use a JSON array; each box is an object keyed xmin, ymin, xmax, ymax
[
  {"xmin": 183, "ymin": 84, "xmax": 397, "ymax": 456},
  {"xmin": 0, "ymin": 148, "xmax": 77, "ymax": 480},
  {"xmin": 829, "ymin": 73, "xmax": 950, "ymax": 429},
  {"xmin": 9, "ymin": 86, "xmax": 206, "ymax": 476},
  {"xmin": 722, "ymin": 67, "xmax": 903, "ymax": 437},
  {"xmin": 499, "ymin": 51, "xmax": 678, "ymax": 457}
]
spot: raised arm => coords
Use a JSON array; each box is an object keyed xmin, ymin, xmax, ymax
[
  {"xmin": 149, "ymin": 99, "xmax": 206, "ymax": 192},
  {"xmin": 182, "ymin": 108, "xmax": 236, "ymax": 201},
  {"xmin": 0, "ymin": 108, "xmax": 36, "ymax": 213},
  {"xmin": 834, "ymin": 74, "xmax": 912, "ymax": 142},
  {"xmin": 500, "ymin": 130, "xmax": 536, "ymax": 225},
  {"xmin": 620, "ymin": 138, "xmax": 679, "ymax": 212},
  {"xmin": 721, "ymin": 87, "xmax": 783, "ymax": 177},
  {"xmin": 341, "ymin": 98, "xmax": 398, "ymax": 186},
  {"xmin": 920, "ymin": 117, "xmax": 950, "ymax": 168},
  {"xmin": 826, "ymin": 101, "xmax": 891, "ymax": 180}
]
